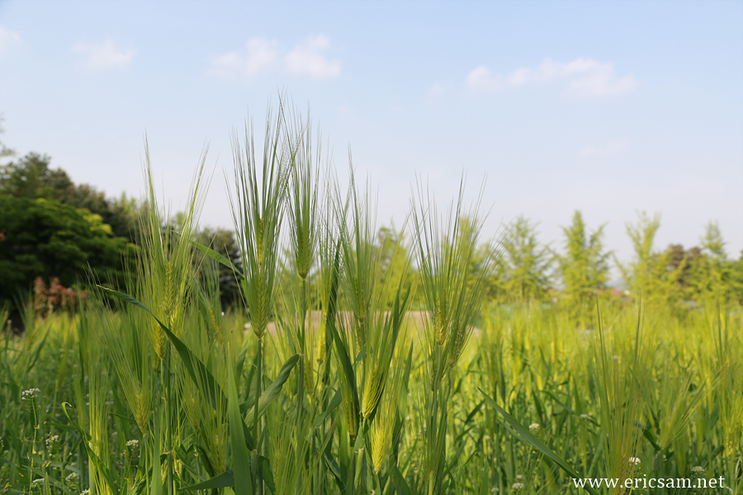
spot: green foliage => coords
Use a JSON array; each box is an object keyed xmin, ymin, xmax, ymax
[
  {"xmin": 491, "ymin": 215, "xmax": 552, "ymax": 303},
  {"xmin": 0, "ymin": 152, "xmax": 140, "ymax": 241},
  {"xmin": 556, "ymin": 211, "xmax": 610, "ymax": 304},
  {"xmin": 0, "ymin": 196, "xmax": 132, "ymax": 304},
  {"xmin": 619, "ymin": 212, "xmax": 683, "ymax": 307},
  {"xmin": 685, "ymin": 221, "xmax": 741, "ymax": 302}
]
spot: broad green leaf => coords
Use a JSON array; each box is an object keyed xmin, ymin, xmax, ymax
[
  {"xmin": 390, "ymin": 465, "xmax": 411, "ymax": 495},
  {"xmin": 181, "ymin": 469, "xmax": 235, "ymax": 491}
]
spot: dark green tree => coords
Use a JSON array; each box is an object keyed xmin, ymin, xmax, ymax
[
  {"xmin": 0, "ymin": 196, "xmax": 132, "ymax": 305},
  {"xmin": 0, "ymin": 153, "xmax": 140, "ymax": 242}
]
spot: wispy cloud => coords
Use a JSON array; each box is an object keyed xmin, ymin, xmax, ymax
[
  {"xmin": 284, "ymin": 35, "xmax": 340, "ymax": 79},
  {"xmin": 72, "ymin": 38, "xmax": 134, "ymax": 70},
  {"xmin": 580, "ymin": 139, "xmax": 628, "ymax": 158},
  {"xmin": 208, "ymin": 38, "xmax": 277, "ymax": 79},
  {"xmin": 426, "ymin": 83, "xmax": 445, "ymax": 103},
  {"xmin": 466, "ymin": 58, "xmax": 637, "ymax": 97},
  {"xmin": 0, "ymin": 26, "xmax": 21, "ymax": 55}
]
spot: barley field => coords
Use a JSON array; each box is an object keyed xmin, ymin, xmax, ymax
[{"xmin": 1, "ymin": 109, "xmax": 741, "ymax": 495}]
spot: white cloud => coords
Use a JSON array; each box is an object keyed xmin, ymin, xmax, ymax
[
  {"xmin": 465, "ymin": 66, "xmax": 505, "ymax": 92},
  {"xmin": 284, "ymin": 35, "xmax": 340, "ymax": 79},
  {"xmin": 426, "ymin": 83, "xmax": 445, "ymax": 103},
  {"xmin": 72, "ymin": 38, "xmax": 134, "ymax": 70},
  {"xmin": 208, "ymin": 38, "xmax": 277, "ymax": 79},
  {"xmin": 466, "ymin": 58, "xmax": 637, "ymax": 97},
  {"xmin": 579, "ymin": 139, "xmax": 628, "ymax": 158},
  {"xmin": 0, "ymin": 26, "xmax": 21, "ymax": 55}
]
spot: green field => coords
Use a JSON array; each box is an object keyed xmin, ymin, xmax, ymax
[{"xmin": 1, "ymin": 111, "xmax": 741, "ymax": 495}]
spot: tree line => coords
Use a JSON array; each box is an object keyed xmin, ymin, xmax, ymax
[{"xmin": 1, "ymin": 140, "xmax": 741, "ymax": 314}]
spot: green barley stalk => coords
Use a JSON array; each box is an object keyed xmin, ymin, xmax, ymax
[
  {"xmin": 593, "ymin": 301, "xmax": 648, "ymax": 495},
  {"xmin": 229, "ymin": 103, "xmax": 290, "ymax": 494},
  {"xmin": 410, "ymin": 177, "xmax": 489, "ymax": 495},
  {"xmin": 135, "ymin": 144, "xmax": 209, "ymax": 495}
]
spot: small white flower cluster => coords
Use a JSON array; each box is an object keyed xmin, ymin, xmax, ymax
[
  {"xmin": 629, "ymin": 457, "xmax": 641, "ymax": 465},
  {"xmin": 579, "ymin": 414, "xmax": 590, "ymax": 420},
  {"xmin": 126, "ymin": 439, "xmax": 139, "ymax": 449},
  {"xmin": 32, "ymin": 479, "xmax": 45, "ymax": 487},
  {"xmin": 81, "ymin": 488, "xmax": 90, "ymax": 495},
  {"xmin": 46, "ymin": 435, "xmax": 60, "ymax": 449},
  {"xmin": 692, "ymin": 465, "xmax": 705, "ymax": 474},
  {"xmin": 65, "ymin": 472, "xmax": 79, "ymax": 484},
  {"xmin": 528, "ymin": 423, "xmax": 539, "ymax": 432},
  {"xmin": 512, "ymin": 482, "xmax": 524, "ymax": 490},
  {"xmin": 22, "ymin": 388, "xmax": 41, "ymax": 400},
  {"xmin": 491, "ymin": 487, "xmax": 499, "ymax": 493}
]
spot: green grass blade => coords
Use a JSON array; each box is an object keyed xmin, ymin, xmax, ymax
[
  {"xmin": 228, "ymin": 348, "xmax": 253, "ymax": 495},
  {"xmin": 327, "ymin": 314, "xmax": 360, "ymax": 419},
  {"xmin": 390, "ymin": 465, "xmax": 411, "ymax": 495},
  {"xmin": 61, "ymin": 403, "xmax": 120, "ymax": 495},
  {"xmin": 151, "ymin": 413, "xmax": 162, "ymax": 495},
  {"xmin": 478, "ymin": 387, "xmax": 600, "ymax": 495},
  {"xmin": 181, "ymin": 468, "xmax": 236, "ymax": 490},
  {"xmin": 191, "ymin": 240, "xmax": 244, "ymax": 279},
  {"xmin": 244, "ymin": 354, "xmax": 300, "ymax": 425},
  {"xmin": 314, "ymin": 389, "xmax": 342, "ymax": 428}
]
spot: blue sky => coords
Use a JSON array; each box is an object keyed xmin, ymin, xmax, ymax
[{"xmin": 1, "ymin": 1, "xmax": 741, "ymax": 269}]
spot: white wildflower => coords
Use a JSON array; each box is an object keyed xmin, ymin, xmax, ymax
[
  {"xmin": 32, "ymin": 479, "xmax": 45, "ymax": 487},
  {"xmin": 491, "ymin": 488, "xmax": 499, "ymax": 493},
  {"xmin": 692, "ymin": 465, "xmax": 704, "ymax": 474},
  {"xmin": 81, "ymin": 489, "xmax": 90, "ymax": 495},
  {"xmin": 126, "ymin": 439, "xmax": 139, "ymax": 448},
  {"xmin": 22, "ymin": 388, "xmax": 41, "ymax": 400},
  {"xmin": 65, "ymin": 472, "xmax": 78, "ymax": 484},
  {"xmin": 46, "ymin": 435, "xmax": 60, "ymax": 449},
  {"xmin": 579, "ymin": 414, "xmax": 590, "ymax": 420},
  {"xmin": 529, "ymin": 423, "xmax": 539, "ymax": 431},
  {"xmin": 512, "ymin": 482, "xmax": 524, "ymax": 490},
  {"xmin": 629, "ymin": 457, "xmax": 641, "ymax": 465}
]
